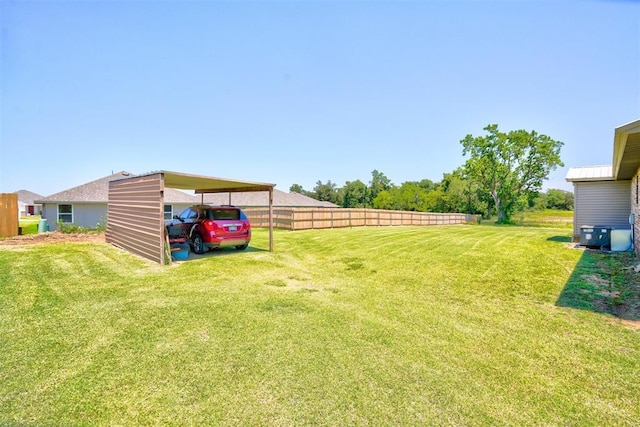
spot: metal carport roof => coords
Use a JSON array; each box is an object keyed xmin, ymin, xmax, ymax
[{"xmin": 160, "ymin": 170, "xmax": 275, "ymax": 193}]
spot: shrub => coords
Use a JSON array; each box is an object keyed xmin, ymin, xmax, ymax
[{"xmin": 57, "ymin": 221, "xmax": 105, "ymax": 234}]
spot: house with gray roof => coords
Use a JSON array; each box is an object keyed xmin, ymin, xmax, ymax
[
  {"xmin": 15, "ymin": 190, "xmax": 43, "ymax": 216},
  {"xmin": 36, "ymin": 171, "xmax": 337, "ymax": 231},
  {"xmin": 35, "ymin": 171, "xmax": 197, "ymax": 231},
  {"xmin": 566, "ymin": 118, "xmax": 640, "ymax": 254},
  {"xmin": 200, "ymin": 189, "xmax": 337, "ymax": 208}
]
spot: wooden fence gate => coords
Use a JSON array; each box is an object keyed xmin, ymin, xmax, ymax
[{"xmin": 0, "ymin": 193, "xmax": 19, "ymax": 238}]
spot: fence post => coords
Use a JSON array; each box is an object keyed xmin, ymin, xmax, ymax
[{"xmin": 291, "ymin": 209, "xmax": 295, "ymax": 231}]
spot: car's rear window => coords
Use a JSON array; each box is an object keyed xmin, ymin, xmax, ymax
[{"xmin": 204, "ymin": 209, "xmax": 240, "ymax": 220}]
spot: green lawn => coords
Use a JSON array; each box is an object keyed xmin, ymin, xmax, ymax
[
  {"xmin": 514, "ymin": 209, "xmax": 573, "ymax": 228},
  {"xmin": 1, "ymin": 225, "xmax": 639, "ymax": 425},
  {"xmin": 18, "ymin": 216, "xmax": 41, "ymax": 235},
  {"xmin": 481, "ymin": 209, "xmax": 574, "ymax": 228}
]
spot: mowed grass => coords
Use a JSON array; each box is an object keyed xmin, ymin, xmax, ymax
[
  {"xmin": 18, "ymin": 216, "xmax": 40, "ymax": 235},
  {"xmin": 1, "ymin": 225, "xmax": 639, "ymax": 425},
  {"xmin": 515, "ymin": 209, "xmax": 573, "ymax": 228}
]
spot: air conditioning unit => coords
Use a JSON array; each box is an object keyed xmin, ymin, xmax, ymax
[{"xmin": 579, "ymin": 225, "xmax": 611, "ymax": 248}]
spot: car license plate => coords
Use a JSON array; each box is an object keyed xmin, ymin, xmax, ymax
[{"xmin": 228, "ymin": 226, "xmax": 237, "ymax": 232}]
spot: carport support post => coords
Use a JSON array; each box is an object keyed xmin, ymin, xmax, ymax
[{"xmin": 269, "ymin": 188, "xmax": 274, "ymax": 252}]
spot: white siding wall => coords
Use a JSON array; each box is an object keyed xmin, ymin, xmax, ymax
[{"xmin": 572, "ymin": 180, "xmax": 631, "ymax": 237}]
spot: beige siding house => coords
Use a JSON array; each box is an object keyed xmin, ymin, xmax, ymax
[{"xmin": 566, "ymin": 118, "xmax": 640, "ymax": 256}]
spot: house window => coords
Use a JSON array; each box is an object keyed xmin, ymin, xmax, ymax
[
  {"xmin": 58, "ymin": 204, "xmax": 73, "ymax": 223},
  {"xmin": 164, "ymin": 204, "xmax": 173, "ymax": 220}
]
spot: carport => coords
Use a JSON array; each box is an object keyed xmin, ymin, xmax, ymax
[{"xmin": 106, "ymin": 171, "xmax": 276, "ymax": 264}]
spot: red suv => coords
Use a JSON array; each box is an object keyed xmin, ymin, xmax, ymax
[{"xmin": 168, "ymin": 205, "xmax": 251, "ymax": 254}]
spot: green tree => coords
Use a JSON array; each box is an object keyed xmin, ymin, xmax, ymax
[
  {"xmin": 423, "ymin": 171, "xmax": 486, "ymax": 214},
  {"xmin": 372, "ymin": 189, "xmax": 395, "ymax": 210},
  {"xmin": 397, "ymin": 182, "xmax": 429, "ymax": 211},
  {"xmin": 374, "ymin": 182, "xmax": 429, "ymax": 212},
  {"xmin": 530, "ymin": 191, "xmax": 549, "ymax": 211},
  {"xmin": 546, "ymin": 189, "xmax": 574, "ymax": 210},
  {"xmin": 425, "ymin": 186, "xmax": 447, "ymax": 212},
  {"xmin": 461, "ymin": 124, "xmax": 564, "ymax": 223},
  {"xmin": 369, "ymin": 170, "xmax": 393, "ymax": 205},
  {"xmin": 342, "ymin": 180, "xmax": 369, "ymax": 208},
  {"xmin": 313, "ymin": 180, "xmax": 339, "ymax": 204},
  {"xmin": 415, "ymin": 178, "xmax": 438, "ymax": 193},
  {"xmin": 289, "ymin": 183, "xmax": 310, "ymax": 196}
]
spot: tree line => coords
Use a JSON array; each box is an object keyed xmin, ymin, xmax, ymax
[{"xmin": 290, "ymin": 125, "xmax": 572, "ymax": 222}]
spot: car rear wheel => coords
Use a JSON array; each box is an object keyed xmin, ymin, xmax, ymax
[
  {"xmin": 236, "ymin": 244, "xmax": 248, "ymax": 250},
  {"xmin": 191, "ymin": 233, "xmax": 205, "ymax": 254}
]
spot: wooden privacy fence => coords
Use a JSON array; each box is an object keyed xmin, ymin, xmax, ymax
[
  {"xmin": 0, "ymin": 193, "xmax": 19, "ymax": 238},
  {"xmin": 243, "ymin": 207, "xmax": 480, "ymax": 231}
]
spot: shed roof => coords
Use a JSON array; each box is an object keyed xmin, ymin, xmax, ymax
[
  {"xmin": 565, "ymin": 165, "xmax": 614, "ymax": 182},
  {"xmin": 143, "ymin": 170, "xmax": 276, "ymax": 193}
]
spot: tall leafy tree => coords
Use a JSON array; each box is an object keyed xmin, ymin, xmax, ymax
[
  {"xmin": 421, "ymin": 170, "xmax": 485, "ymax": 214},
  {"xmin": 415, "ymin": 178, "xmax": 438, "ymax": 193},
  {"xmin": 342, "ymin": 180, "xmax": 369, "ymax": 208},
  {"xmin": 289, "ymin": 183, "xmax": 309, "ymax": 196},
  {"xmin": 545, "ymin": 188, "xmax": 574, "ymax": 211},
  {"xmin": 369, "ymin": 170, "xmax": 393, "ymax": 205},
  {"xmin": 396, "ymin": 182, "xmax": 429, "ymax": 211},
  {"xmin": 461, "ymin": 124, "xmax": 564, "ymax": 223},
  {"xmin": 313, "ymin": 180, "xmax": 340, "ymax": 204},
  {"xmin": 372, "ymin": 189, "xmax": 396, "ymax": 210},
  {"xmin": 372, "ymin": 182, "xmax": 429, "ymax": 211}
]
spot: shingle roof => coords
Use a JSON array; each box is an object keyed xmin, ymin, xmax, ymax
[
  {"xmin": 35, "ymin": 171, "xmax": 198, "ymax": 204},
  {"xmin": 565, "ymin": 165, "xmax": 614, "ymax": 182},
  {"xmin": 201, "ymin": 189, "xmax": 338, "ymax": 207},
  {"xmin": 15, "ymin": 190, "xmax": 44, "ymax": 204}
]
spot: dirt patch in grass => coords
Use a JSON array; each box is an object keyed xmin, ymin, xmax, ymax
[
  {"xmin": 558, "ymin": 247, "xmax": 640, "ymax": 328},
  {"xmin": 0, "ymin": 231, "xmax": 105, "ymax": 246},
  {"xmin": 582, "ymin": 251, "xmax": 640, "ymax": 323},
  {"xmin": 606, "ymin": 318, "xmax": 640, "ymax": 331}
]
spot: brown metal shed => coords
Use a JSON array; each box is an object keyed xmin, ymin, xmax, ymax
[{"xmin": 106, "ymin": 171, "xmax": 275, "ymax": 264}]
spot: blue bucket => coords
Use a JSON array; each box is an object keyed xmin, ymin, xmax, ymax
[{"xmin": 171, "ymin": 243, "xmax": 190, "ymax": 261}]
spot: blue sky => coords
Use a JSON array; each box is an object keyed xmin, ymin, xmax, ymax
[{"xmin": 1, "ymin": 0, "xmax": 639, "ymax": 197}]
